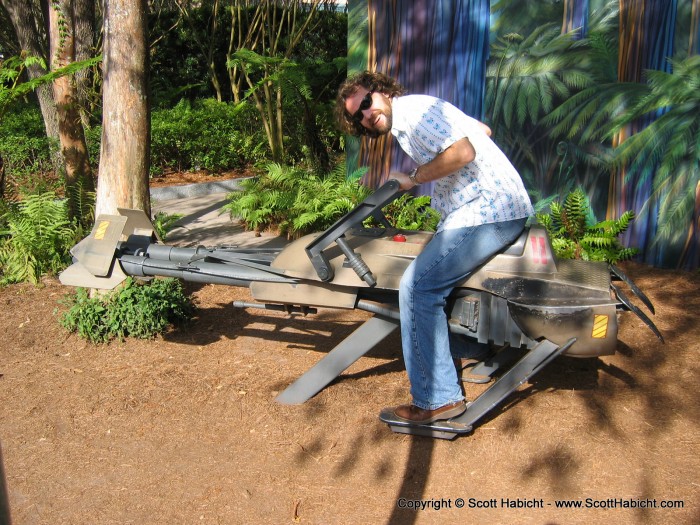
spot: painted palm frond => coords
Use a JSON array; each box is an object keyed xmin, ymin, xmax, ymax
[
  {"xmin": 491, "ymin": 0, "xmax": 565, "ymax": 37},
  {"xmin": 487, "ymin": 24, "xmax": 591, "ymax": 131},
  {"xmin": 486, "ymin": 15, "xmax": 621, "ymax": 204},
  {"xmin": 541, "ymin": 6, "xmax": 630, "ymax": 143},
  {"xmin": 610, "ymin": 56, "xmax": 700, "ymax": 254},
  {"xmin": 544, "ymin": 81, "xmax": 649, "ymax": 143}
]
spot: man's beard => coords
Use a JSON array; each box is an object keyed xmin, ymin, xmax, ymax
[{"xmin": 364, "ymin": 112, "xmax": 392, "ymax": 138}]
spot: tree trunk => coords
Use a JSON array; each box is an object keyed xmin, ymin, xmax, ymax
[
  {"xmin": 95, "ymin": 0, "xmax": 150, "ymax": 218},
  {"xmin": 72, "ymin": 0, "xmax": 96, "ymax": 127},
  {"xmin": 48, "ymin": 0, "xmax": 94, "ymax": 220},
  {"xmin": 0, "ymin": 153, "xmax": 5, "ymax": 199},
  {"xmin": 2, "ymin": 0, "xmax": 62, "ymax": 174}
]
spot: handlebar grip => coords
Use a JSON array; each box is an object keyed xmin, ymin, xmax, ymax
[{"xmin": 336, "ymin": 236, "xmax": 377, "ymax": 287}]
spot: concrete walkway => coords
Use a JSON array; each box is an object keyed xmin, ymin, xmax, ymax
[{"xmin": 150, "ymin": 179, "xmax": 289, "ymax": 250}]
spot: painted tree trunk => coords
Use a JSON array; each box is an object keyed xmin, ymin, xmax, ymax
[
  {"xmin": 348, "ymin": 0, "xmax": 490, "ymax": 189},
  {"xmin": 562, "ymin": 0, "xmax": 589, "ymax": 38},
  {"xmin": 610, "ymin": 0, "xmax": 677, "ymax": 267}
]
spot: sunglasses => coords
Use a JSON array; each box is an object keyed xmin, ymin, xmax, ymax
[{"xmin": 352, "ymin": 91, "xmax": 374, "ymax": 122}]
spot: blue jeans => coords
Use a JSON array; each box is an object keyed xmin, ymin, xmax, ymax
[{"xmin": 398, "ymin": 218, "xmax": 527, "ymax": 410}]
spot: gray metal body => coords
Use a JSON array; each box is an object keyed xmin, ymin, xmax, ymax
[{"xmin": 59, "ymin": 180, "xmax": 662, "ymax": 438}]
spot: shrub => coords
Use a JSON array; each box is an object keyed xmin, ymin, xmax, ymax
[
  {"xmin": 536, "ymin": 188, "xmax": 638, "ymax": 263},
  {"xmin": 1, "ymin": 99, "xmax": 270, "ymax": 185},
  {"xmin": 224, "ymin": 161, "xmax": 372, "ymax": 238},
  {"xmin": 0, "ymin": 105, "xmax": 57, "ymax": 194},
  {"xmin": 370, "ymin": 193, "xmax": 440, "ymax": 232},
  {"xmin": 0, "ymin": 192, "xmax": 77, "ymax": 285},
  {"xmin": 225, "ymin": 160, "xmax": 441, "ymax": 237},
  {"xmin": 150, "ymin": 99, "xmax": 268, "ymax": 174},
  {"xmin": 59, "ymin": 277, "xmax": 195, "ymax": 343}
]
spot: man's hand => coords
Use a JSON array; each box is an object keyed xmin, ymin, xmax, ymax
[{"xmin": 389, "ymin": 171, "xmax": 415, "ymax": 191}]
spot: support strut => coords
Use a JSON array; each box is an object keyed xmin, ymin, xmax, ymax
[{"xmin": 275, "ymin": 315, "xmax": 399, "ymax": 404}]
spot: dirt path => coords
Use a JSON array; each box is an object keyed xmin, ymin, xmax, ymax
[{"xmin": 0, "ymin": 262, "xmax": 698, "ymax": 524}]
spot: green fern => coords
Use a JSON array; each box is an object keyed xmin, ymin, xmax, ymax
[
  {"xmin": 152, "ymin": 211, "xmax": 184, "ymax": 241},
  {"xmin": 224, "ymin": 159, "xmax": 443, "ymax": 238},
  {"xmin": 0, "ymin": 192, "xmax": 78, "ymax": 284},
  {"xmin": 224, "ymin": 160, "xmax": 372, "ymax": 238},
  {"xmin": 536, "ymin": 188, "xmax": 638, "ymax": 263},
  {"xmin": 561, "ymin": 188, "xmax": 588, "ymax": 243},
  {"xmin": 64, "ymin": 176, "xmax": 96, "ymax": 229}
]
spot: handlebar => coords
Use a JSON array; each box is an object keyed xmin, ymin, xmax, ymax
[{"xmin": 304, "ymin": 179, "xmax": 404, "ymax": 286}]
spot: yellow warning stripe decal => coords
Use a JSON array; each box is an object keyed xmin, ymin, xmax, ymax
[
  {"xmin": 94, "ymin": 220, "xmax": 110, "ymax": 240},
  {"xmin": 592, "ymin": 314, "xmax": 609, "ymax": 339}
]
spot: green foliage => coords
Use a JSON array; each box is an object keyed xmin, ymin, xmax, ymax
[
  {"xmin": 225, "ymin": 159, "xmax": 441, "ymax": 237},
  {"xmin": 62, "ymin": 172, "xmax": 96, "ymax": 234},
  {"xmin": 59, "ymin": 277, "xmax": 195, "ymax": 344},
  {"xmin": 368, "ymin": 194, "xmax": 440, "ymax": 232},
  {"xmin": 152, "ymin": 211, "xmax": 184, "ymax": 241},
  {"xmin": 264, "ymin": 56, "xmax": 347, "ymax": 169},
  {"xmin": 540, "ymin": 5, "xmax": 632, "ymax": 144},
  {"xmin": 1, "ymin": 54, "xmax": 102, "ymax": 118},
  {"xmin": 536, "ymin": 188, "xmax": 638, "ymax": 263},
  {"xmin": 3, "ymin": 99, "xmax": 270, "ymax": 182},
  {"xmin": 149, "ymin": 5, "xmax": 347, "ymax": 105},
  {"xmin": 487, "ymin": 24, "xmax": 581, "ymax": 132},
  {"xmin": 228, "ymin": 49, "xmax": 304, "ymax": 162},
  {"xmin": 491, "ymin": 0, "xmax": 565, "ymax": 38},
  {"xmin": 0, "ymin": 105, "xmax": 57, "ymax": 193},
  {"xmin": 150, "ymin": 99, "xmax": 268, "ymax": 174},
  {"xmin": 486, "ymin": 23, "xmax": 599, "ymax": 199},
  {"xmin": 609, "ymin": 55, "xmax": 700, "ymax": 251},
  {"xmin": 83, "ymin": 124, "xmax": 103, "ymax": 172},
  {"xmin": 224, "ymin": 160, "xmax": 372, "ymax": 238},
  {"xmin": 0, "ymin": 55, "xmax": 48, "ymax": 116},
  {"xmin": 0, "ymin": 193, "xmax": 78, "ymax": 285}
]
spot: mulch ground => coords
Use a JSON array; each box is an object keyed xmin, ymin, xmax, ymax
[{"xmin": 0, "ymin": 256, "xmax": 698, "ymax": 523}]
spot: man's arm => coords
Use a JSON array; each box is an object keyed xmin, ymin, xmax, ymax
[{"xmin": 390, "ymin": 137, "xmax": 475, "ymax": 191}]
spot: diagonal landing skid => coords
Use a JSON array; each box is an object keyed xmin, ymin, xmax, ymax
[
  {"xmin": 379, "ymin": 338, "xmax": 577, "ymax": 439},
  {"xmin": 275, "ymin": 315, "xmax": 399, "ymax": 404},
  {"xmin": 611, "ymin": 283, "xmax": 664, "ymax": 342},
  {"xmin": 464, "ymin": 345, "xmax": 522, "ymax": 382},
  {"xmin": 609, "ymin": 264, "xmax": 655, "ymax": 314}
]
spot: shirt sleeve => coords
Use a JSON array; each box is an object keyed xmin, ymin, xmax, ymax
[{"xmin": 404, "ymin": 97, "xmax": 481, "ymax": 157}]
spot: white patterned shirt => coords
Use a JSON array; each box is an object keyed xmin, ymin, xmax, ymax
[{"xmin": 390, "ymin": 95, "xmax": 533, "ymax": 231}]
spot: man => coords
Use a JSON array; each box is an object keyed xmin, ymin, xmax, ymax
[{"xmin": 336, "ymin": 71, "xmax": 533, "ymax": 424}]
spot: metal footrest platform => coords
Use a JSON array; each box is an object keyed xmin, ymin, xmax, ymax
[
  {"xmin": 378, "ymin": 407, "xmax": 473, "ymax": 440},
  {"xmin": 379, "ymin": 337, "xmax": 577, "ymax": 439}
]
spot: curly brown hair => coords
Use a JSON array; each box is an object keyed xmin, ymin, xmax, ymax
[{"xmin": 334, "ymin": 71, "xmax": 406, "ymax": 136}]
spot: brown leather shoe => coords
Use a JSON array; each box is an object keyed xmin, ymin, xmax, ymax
[{"xmin": 392, "ymin": 400, "xmax": 466, "ymax": 424}]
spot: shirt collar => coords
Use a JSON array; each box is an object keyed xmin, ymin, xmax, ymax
[{"xmin": 390, "ymin": 96, "xmax": 409, "ymax": 135}]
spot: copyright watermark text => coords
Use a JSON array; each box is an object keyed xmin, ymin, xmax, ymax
[{"xmin": 396, "ymin": 496, "xmax": 685, "ymax": 511}]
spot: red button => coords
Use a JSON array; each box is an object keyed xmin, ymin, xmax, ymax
[{"xmin": 393, "ymin": 234, "xmax": 407, "ymax": 242}]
